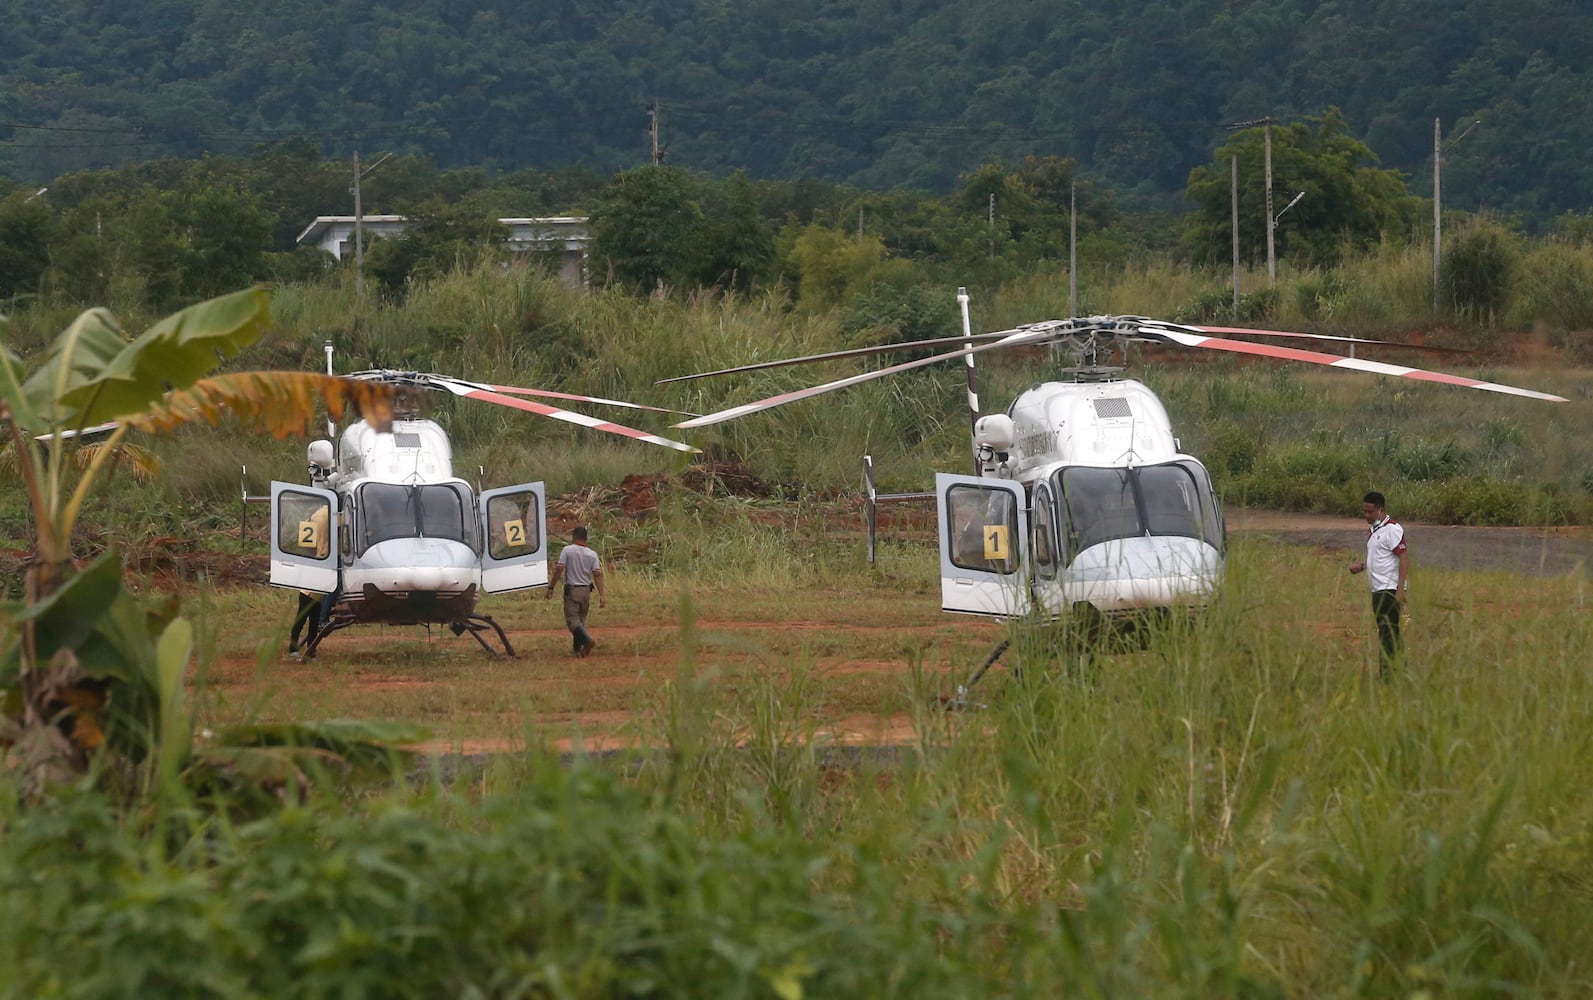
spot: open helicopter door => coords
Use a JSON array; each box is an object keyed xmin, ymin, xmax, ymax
[
  {"xmin": 936, "ymin": 473, "xmax": 1030, "ymax": 618},
  {"xmin": 269, "ymin": 482, "xmax": 339, "ymax": 593},
  {"xmin": 479, "ymin": 482, "xmax": 549, "ymax": 593}
]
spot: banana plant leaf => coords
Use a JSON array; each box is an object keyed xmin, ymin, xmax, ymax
[
  {"xmin": 0, "ymin": 551, "xmax": 156, "ymax": 686},
  {"xmin": 46, "ymin": 288, "xmax": 272, "ymax": 429}
]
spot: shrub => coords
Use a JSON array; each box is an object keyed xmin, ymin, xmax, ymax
[
  {"xmin": 1173, "ymin": 286, "xmax": 1278, "ymax": 325},
  {"xmin": 1441, "ymin": 219, "xmax": 1520, "ymax": 324},
  {"xmin": 1506, "ymin": 242, "xmax": 1593, "ymax": 332}
]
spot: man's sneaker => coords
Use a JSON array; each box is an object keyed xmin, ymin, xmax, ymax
[{"xmin": 578, "ymin": 639, "xmax": 596, "ymax": 658}]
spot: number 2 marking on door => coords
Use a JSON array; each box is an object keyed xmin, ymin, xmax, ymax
[{"xmin": 503, "ymin": 519, "xmax": 526, "ymax": 548}]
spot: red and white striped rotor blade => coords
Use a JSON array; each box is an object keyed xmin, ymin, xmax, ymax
[
  {"xmin": 481, "ymin": 382, "xmax": 698, "ymax": 416},
  {"xmin": 1144, "ymin": 328, "xmax": 1566, "ymax": 402},
  {"xmin": 1165, "ymin": 322, "xmax": 1471, "ymax": 354},
  {"xmin": 431, "ymin": 379, "xmax": 701, "ymax": 452},
  {"xmin": 674, "ymin": 326, "xmax": 1053, "ymax": 429}
]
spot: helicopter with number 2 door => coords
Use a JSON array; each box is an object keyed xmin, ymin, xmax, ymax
[{"xmin": 266, "ymin": 351, "xmax": 698, "ymax": 659}]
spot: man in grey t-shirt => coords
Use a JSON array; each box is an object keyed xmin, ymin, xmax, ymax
[{"xmin": 545, "ymin": 525, "xmax": 606, "ymax": 657}]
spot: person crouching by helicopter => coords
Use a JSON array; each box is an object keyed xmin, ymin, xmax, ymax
[
  {"xmin": 545, "ymin": 526, "xmax": 605, "ymax": 657},
  {"xmin": 289, "ymin": 447, "xmax": 336, "ymax": 657},
  {"xmin": 1348, "ymin": 490, "xmax": 1409, "ymax": 679},
  {"xmin": 288, "ymin": 500, "xmax": 331, "ymax": 655}
]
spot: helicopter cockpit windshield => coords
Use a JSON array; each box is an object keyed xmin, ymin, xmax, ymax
[
  {"xmin": 357, "ymin": 482, "xmax": 478, "ymax": 553},
  {"xmin": 1057, "ymin": 461, "xmax": 1222, "ymax": 555}
]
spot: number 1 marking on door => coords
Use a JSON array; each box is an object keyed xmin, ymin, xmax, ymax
[{"xmin": 983, "ymin": 524, "xmax": 1009, "ymax": 561}]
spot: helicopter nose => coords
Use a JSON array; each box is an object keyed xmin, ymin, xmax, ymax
[
  {"xmin": 387, "ymin": 566, "xmax": 469, "ymax": 591},
  {"xmin": 361, "ymin": 538, "xmax": 478, "ymax": 592}
]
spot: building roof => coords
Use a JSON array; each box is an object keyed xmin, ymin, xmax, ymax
[
  {"xmin": 295, "ymin": 215, "xmax": 588, "ymax": 246},
  {"xmin": 295, "ymin": 215, "xmax": 406, "ymax": 245}
]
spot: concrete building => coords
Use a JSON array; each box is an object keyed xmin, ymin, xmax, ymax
[{"xmin": 295, "ymin": 215, "xmax": 589, "ymax": 286}]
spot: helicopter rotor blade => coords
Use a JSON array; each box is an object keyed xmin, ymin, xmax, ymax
[
  {"xmin": 1159, "ymin": 322, "xmax": 1473, "ymax": 355},
  {"xmin": 349, "ymin": 370, "xmax": 702, "ymax": 453},
  {"xmin": 483, "ymin": 382, "xmax": 700, "ymax": 417},
  {"xmin": 1140, "ymin": 328, "xmax": 1567, "ymax": 402},
  {"xmin": 654, "ymin": 327, "xmax": 1037, "ymax": 385},
  {"xmin": 430, "ymin": 378, "xmax": 702, "ymax": 453},
  {"xmin": 673, "ymin": 325, "xmax": 1057, "ymax": 429}
]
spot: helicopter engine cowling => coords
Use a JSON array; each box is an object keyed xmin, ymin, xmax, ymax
[{"xmin": 1005, "ymin": 378, "xmax": 1178, "ymax": 482}]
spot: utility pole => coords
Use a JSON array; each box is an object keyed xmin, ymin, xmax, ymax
[
  {"xmin": 988, "ymin": 193, "xmax": 996, "ymax": 260},
  {"xmin": 648, "ymin": 100, "xmax": 664, "ymax": 164},
  {"xmin": 1433, "ymin": 117, "xmax": 1481, "ymax": 313},
  {"xmin": 1432, "ymin": 117, "xmax": 1442, "ymax": 312},
  {"xmin": 1231, "ymin": 156, "xmax": 1240, "ymax": 307},
  {"xmin": 351, "ymin": 150, "xmax": 392, "ymax": 309},
  {"xmin": 1068, "ymin": 181, "xmax": 1078, "ymax": 316},
  {"xmin": 1264, "ymin": 116, "xmax": 1276, "ymax": 285},
  {"xmin": 353, "ymin": 150, "xmax": 365, "ymax": 307}
]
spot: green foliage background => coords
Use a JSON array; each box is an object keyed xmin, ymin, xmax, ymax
[{"xmin": 4, "ymin": 0, "xmax": 1593, "ymax": 224}]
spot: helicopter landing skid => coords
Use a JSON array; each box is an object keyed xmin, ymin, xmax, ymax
[
  {"xmin": 448, "ymin": 615, "xmax": 517, "ymax": 658},
  {"xmin": 299, "ymin": 610, "xmax": 516, "ymax": 659},
  {"xmin": 939, "ymin": 638, "xmax": 1010, "ymax": 711},
  {"xmin": 301, "ymin": 608, "xmax": 358, "ymax": 660}
]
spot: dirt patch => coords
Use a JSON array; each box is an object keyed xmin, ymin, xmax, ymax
[{"xmin": 551, "ymin": 461, "xmax": 778, "ymax": 529}]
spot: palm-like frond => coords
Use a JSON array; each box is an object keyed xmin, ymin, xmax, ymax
[
  {"xmin": 126, "ymin": 372, "xmax": 395, "ymax": 438},
  {"xmin": 71, "ymin": 441, "xmax": 161, "ymax": 483}
]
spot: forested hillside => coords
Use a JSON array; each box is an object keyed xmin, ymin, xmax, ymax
[{"xmin": 3, "ymin": 0, "xmax": 1590, "ymax": 224}]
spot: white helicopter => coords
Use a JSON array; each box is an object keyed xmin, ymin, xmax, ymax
[
  {"xmin": 661, "ymin": 290, "xmax": 1565, "ymax": 649},
  {"xmin": 266, "ymin": 355, "xmax": 698, "ymax": 658}
]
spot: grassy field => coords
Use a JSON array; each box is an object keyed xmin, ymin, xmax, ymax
[
  {"xmin": 31, "ymin": 498, "xmax": 1574, "ymax": 995},
  {"xmin": 6, "ymin": 257, "xmax": 1593, "ymax": 995}
]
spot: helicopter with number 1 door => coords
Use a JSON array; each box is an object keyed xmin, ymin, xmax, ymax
[{"xmin": 659, "ymin": 290, "xmax": 1565, "ymax": 634}]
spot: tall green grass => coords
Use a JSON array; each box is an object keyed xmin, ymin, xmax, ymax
[
  {"xmin": 11, "ymin": 250, "xmax": 1588, "ymax": 550},
  {"xmin": 5, "ymin": 519, "xmax": 1592, "ymax": 994}
]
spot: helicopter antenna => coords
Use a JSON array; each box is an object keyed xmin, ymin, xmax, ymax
[
  {"xmin": 958, "ymin": 287, "xmax": 979, "ymax": 475},
  {"xmin": 324, "ymin": 340, "xmax": 336, "ymax": 440}
]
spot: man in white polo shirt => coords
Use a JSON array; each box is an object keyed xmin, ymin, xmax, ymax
[
  {"xmin": 1348, "ymin": 490, "xmax": 1409, "ymax": 678},
  {"xmin": 545, "ymin": 525, "xmax": 605, "ymax": 657}
]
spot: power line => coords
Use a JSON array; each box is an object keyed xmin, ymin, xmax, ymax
[{"xmin": 1, "ymin": 101, "xmax": 1245, "ymax": 154}]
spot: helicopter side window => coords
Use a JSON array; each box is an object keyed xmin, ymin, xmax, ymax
[
  {"xmin": 1060, "ymin": 467, "xmax": 1140, "ymax": 551},
  {"xmin": 486, "ymin": 493, "xmax": 540, "ymax": 559},
  {"xmin": 1032, "ymin": 484, "xmax": 1059, "ymax": 581},
  {"xmin": 946, "ymin": 484, "xmax": 1019, "ymax": 575},
  {"xmin": 277, "ymin": 492, "xmax": 332, "ymax": 561}
]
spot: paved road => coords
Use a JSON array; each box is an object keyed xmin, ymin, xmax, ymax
[{"xmin": 1229, "ymin": 510, "xmax": 1593, "ymax": 577}]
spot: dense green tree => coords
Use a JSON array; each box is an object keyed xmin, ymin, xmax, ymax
[
  {"xmin": 950, "ymin": 157, "xmax": 1120, "ymax": 266},
  {"xmin": 0, "ymin": 190, "xmax": 57, "ymax": 302},
  {"xmin": 587, "ymin": 166, "xmax": 710, "ymax": 293},
  {"xmin": 113, "ymin": 189, "xmax": 186, "ymax": 309},
  {"xmin": 6, "ymin": 0, "xmax": 1593, "ymax": 225},
  {"xmin": 697, "ymin": 171, "xmax": 776, "ymax": 292},
  {"xmin": 781, "ymin": 224, "xmax": 887, "ymax": 308},
  {"xmin": 174, "ymin": 182, "xmax": 274, "ymax": 297},
  {"xmin": 1182, "ymin": 109, "xmax": 1419, "ymax": 269},
  {"xmin": 45, "ymin": 195, "xmax": 121, "ymax": 305},
  {"xmin": 362, "ymin": 200, "xmax": 512, "ymax": 297}
]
